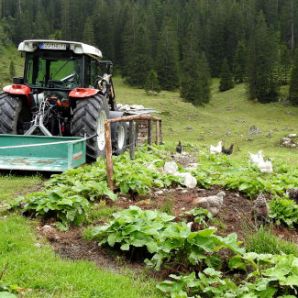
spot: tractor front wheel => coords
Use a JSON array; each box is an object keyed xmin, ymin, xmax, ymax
[
  {"xmin": 0, "ymin": 93, "xmax": 22, "ymax": 134},
  {"xmin": 71, "ymin": 94, "xmax": 109, "ymax": 162}
]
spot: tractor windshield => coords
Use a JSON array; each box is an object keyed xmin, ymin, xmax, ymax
[{"xmin": 24, "ymin": 51, "xmax": 83, "ymax": 89}]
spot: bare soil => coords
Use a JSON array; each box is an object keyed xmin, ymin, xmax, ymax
[{"xmin": 39, "ymin": 187, "xmax": 298, "ymax": 273}]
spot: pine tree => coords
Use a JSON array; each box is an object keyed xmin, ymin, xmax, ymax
[
  {"xmin": 289, "ymin": 52, "xmax": 298, "ymax": 105},
  {"xmin": 219, "ymin": 58, "xmax": 234, "ymax": 92},
  {"xmin": 247, "ymin": 12, "xmax": 279, "ymax": 103},
  {"xmin": 233, "ymin": 40, "xmax": 247, "ymax": 83},
  {"xmin": 155, "ymin": 18, "xmax": 179, "ymax": 91},
  {"xmin": 144, "ymin": 69, "xmax": 161, "ymax": 94},
  {"xmin": 122, "ymin": 12, "xmax": 152, "ymax": 87},
  {"xmin": 180, "ymin": 25, "xmax": 211, "ymax": 106},
  {"xmin": 83, "ymin": 18, "xmax": 95, "ymax": 45}
]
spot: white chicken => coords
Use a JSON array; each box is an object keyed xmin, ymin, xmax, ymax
[
  {"xmin": 249, "ymin": 151, "xmax": 273, "ymax": 173},
  {"xmin": 210, "ymin": 141, "xmax": 223, "ymax": 154},
  {"xmin": 249, "ymin": 150, "xmax": 264, "ymax": 164}
]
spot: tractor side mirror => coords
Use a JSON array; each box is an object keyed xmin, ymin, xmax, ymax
[{"xmin": 13, "ymin": 77, "xmax": 24, "ymax": 84}]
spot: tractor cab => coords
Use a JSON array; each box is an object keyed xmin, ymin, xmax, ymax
[{"xmin": 16, "ymin": 40, "xmax": 111, "ymax": 91}]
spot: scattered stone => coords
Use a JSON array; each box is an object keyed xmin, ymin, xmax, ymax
[
  {"xmin": 249, "ymin": 125, "xmax": 261, "ymax": 135},
  {"xmin": 280, "ymin": 134, "xmax": 298, "ymax": 148},
  {"xmin": 40, "ymin": 225, "xmax": 59, "ymax": 241},
  {"xmin": 155, "ymin": 190, "xmax": 164, "ymax": 195},
  {"xmin": 34, "ymin": 243, "xmax": 42, "ymax": 248},
  {"xmin": 163, "ymin": 161, "xmax": 178, "ymax": 174},
  {"xmin": 176, "ymin": 173, "xmax": 197, "ymax": 189},
  {"xmin": 185, "ymin": 163, "xmax": 198, "ymax": 171}
]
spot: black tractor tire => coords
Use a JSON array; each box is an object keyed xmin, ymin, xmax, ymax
[
  {"xmin": 71, "ymin": 94, "xmax": 109, "ymax": 162},
  {"xmin": 0, "ymin": 93, "xmax": 22, "ymax": 134},
  {"xmin": 111, "ymin": 122, "xmax": 128, "ymax": 155}
]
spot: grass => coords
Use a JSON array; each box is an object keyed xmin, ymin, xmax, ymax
[
  {"xmin": 0, "ymin": 216, "xmax": 160, "ymax": 298},
  {"xmin": 0, "ymin": 175, "xmax": 43, "ymax": 203},
  {"xmin": 115, "ymin": 77, "xmax": 298, "ymax": 166},
  {"xmin": 0, "ymin": 178, "xmax": 160, "ymax": 297},
  {"xmin": 245, "ymin": 227, "xmax": 298, "ymax": 256}
]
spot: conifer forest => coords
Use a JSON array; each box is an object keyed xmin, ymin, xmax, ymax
[{"xmin": 1, "ymin": 0, "xmax": 298, "ymax": 104}]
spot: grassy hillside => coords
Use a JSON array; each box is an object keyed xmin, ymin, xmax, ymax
[
  {"xmin": 115, "ymin": 77, "xmax": 298, "ymax": 165},
  {"xmin": 0, "ymin": 45, "xmax": 23, "ymax": 87}
]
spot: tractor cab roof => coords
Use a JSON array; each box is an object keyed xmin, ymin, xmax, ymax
[{"xmin": 18, "ymin": 40, "xmax": 102, "ymax": 60}]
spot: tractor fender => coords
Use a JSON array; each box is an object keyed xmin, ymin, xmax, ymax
[
  {"xmin": 69, "ymin": 88, "xmax": 99, "ymax": 99},
  {"xmin": 3, "ymin": 84, "xmax": 32, "ymax": 104}
]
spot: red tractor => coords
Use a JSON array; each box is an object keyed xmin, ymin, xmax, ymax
[{"xmin": 0, "ymin": 40, "xmax": 128, "ymax": 161}]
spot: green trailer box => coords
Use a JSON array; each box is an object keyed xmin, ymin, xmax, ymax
[{"xmin": 0, "ymin": 134, "xmax": 86, "ymax": 172}]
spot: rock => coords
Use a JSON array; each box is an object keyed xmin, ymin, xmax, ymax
[
  {"xmin": 288, "ymin": 133, "xmax": 297, "ymax": 138},
  {"xmin": 249, "ymin": 125, "xmax": 261, "ymax": 135},
  {"xmin": 155, "ymin": 190, "xmax": 164, "ymax": 195},
  {"xmin": 176, "ymin": 172, "xmax": 197, "ymax": 189},
  {"xmin": 185, "ymin": 163, "xmax": 198, "ymax": 171},
  {"xmin": 163, "ymin": 161, "xmax": 178, "ymax": 174},
  {"xmin": 40, "ymin": 224, "xmax": 59, "ymax": 241}
]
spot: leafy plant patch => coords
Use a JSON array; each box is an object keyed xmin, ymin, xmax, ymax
[
  {"xmin": 192, "ymin": 154, "xmax": 298, "ymax": 198},
  {"xmin": 158, "ymin": 253, "xmax": 298, "ymax": 297},
  {"xmin": 269, "ymin": 198, "xmax": 298, "ymax": 227},
  {"xmin": 90, "ymin": 206, "xmax": 244, "ymax": 270}
]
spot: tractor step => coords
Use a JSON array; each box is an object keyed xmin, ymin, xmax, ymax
[{"xmin": 0, "ymin": 135, "xmax": 86, "ymax": 172}]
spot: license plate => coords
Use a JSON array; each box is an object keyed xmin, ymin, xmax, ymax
[{"xmin": 39, "ymin": 43, "xmax": 67, "ymax": 50}]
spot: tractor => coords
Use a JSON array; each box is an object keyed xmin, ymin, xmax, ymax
[{"xmin": 0, "ymin": 40, "xmax": 128, "ymax": 162}]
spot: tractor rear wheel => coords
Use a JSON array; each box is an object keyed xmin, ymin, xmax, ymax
[
  {"xmin": 111, "ymin": 122, "xmax": 128, "ymax": 155},
  {"xmin": 0, "ymin": 93, "xmax": 22, "ymax": 134},
  {"xmin": 71, "ymin": 94, "xmax": 109, "ymax": 162}
]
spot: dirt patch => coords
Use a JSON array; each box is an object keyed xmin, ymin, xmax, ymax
[
  {"xmin": 114, "ymin": 187, "xmax": 255, "ymax": 240},
  {"xmin": 114, "ymin": 187, "xmax": 298, "ymax": 243},
  {"xmin": 39, "ymin": 226, "xmax": 145, "ymax": 273},
  {"xmin": 39, "ymin": 187, "xmax": 297, "ymax": 273}
]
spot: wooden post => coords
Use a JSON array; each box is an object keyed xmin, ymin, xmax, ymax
[
  {"xmin": 148, "ymin": 120, "xmax": 152, "ymax": 145},
  {"xmin": 104, "ymin": 121, "xmax": 114, "ymax": 191},
  {"xmin": 156, "ymin": 120, "xmax": 160, "ymax": 144},
  {"xmin": 129, "ymin": 121, "xmax": 135, "ymax": 160},
  {"xmin": 159, "ymin": 120, "xmax": 163, "ymax": 144}
]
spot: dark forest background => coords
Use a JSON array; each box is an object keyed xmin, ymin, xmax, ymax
[{"xmin": 1, "ymin": 0, "xmax": 298, "ymax": 104}]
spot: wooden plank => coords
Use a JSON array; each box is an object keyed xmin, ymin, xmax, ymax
[
  {"xmin": 104, "ymin": 121, "xmax": 114, "ymax": 191},
  {"xmin": 107, "ymin": 114, "xmax": 160, "ymax": 124}
]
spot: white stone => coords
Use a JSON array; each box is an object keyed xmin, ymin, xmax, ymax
[
  {"xmin": 163, "ymin": 161, "xmax": 178, "ymax": 174},
  {"xmin": 176, "ymin": 172, "xmax": 197, "ymax": 189}
]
